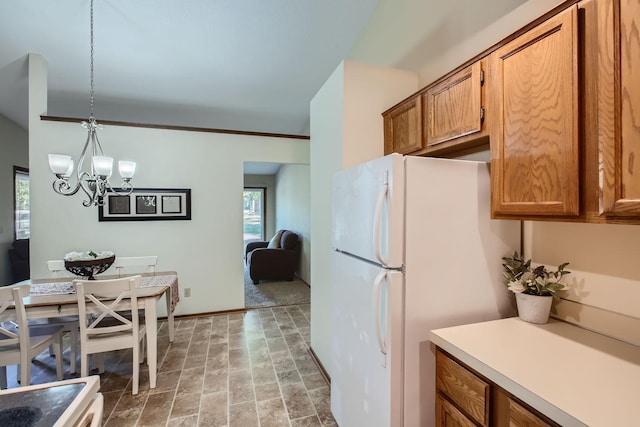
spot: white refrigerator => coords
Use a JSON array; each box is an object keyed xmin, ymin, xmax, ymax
[{"xmin": 330, "ymin": 153, "xmax": 520, "ymax": 427}]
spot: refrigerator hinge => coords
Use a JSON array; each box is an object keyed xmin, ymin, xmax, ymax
[{"xmin": 383, "ymin": 170, "xmax": 389, "ymax": 185}]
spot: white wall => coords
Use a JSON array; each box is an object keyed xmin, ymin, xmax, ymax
[
  {"xmin": 310, "ymin": 60, "xmax": 418, "ymax": 373},
  {"xmin": 310, "ymin": 64, "xmax": 345, "ymax": 371},
  {"xmin": 348, "ymin": 0, "xmax": 565, "ymax": 86},
  {"xmin": 27, "ymin": 54, "xmax": 309, "ymax": 316},
  {"xmin": 0, "ymin": 114, "xmax": 28, "ymax": 284},
  {"xmin": 244, "ymin": 174, "xmax": 276, "ymax": 241},
  {"xmin": 274, "ymin": 163, "xmax": 311, "ymax": 284}
]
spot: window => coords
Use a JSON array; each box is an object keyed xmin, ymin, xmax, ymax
[
  {"xmin": 14, "ymin": 166, "xmax": 30, "ymax": 240},
  {"xmin": 243, "ymin": 188, "xmax": 265, "ymax": 246}
]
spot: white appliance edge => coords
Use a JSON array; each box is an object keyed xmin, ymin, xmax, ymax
[{"xmin": 330, "ymin": 154, "xmax": 520, "ymax": 427}]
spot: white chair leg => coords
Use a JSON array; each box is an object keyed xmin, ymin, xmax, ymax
[
  {"xmin": 81, "ymin": 350, "xmax": 89, "ymax": 378},
  {"xmin": 20, "ymin": 361, "xmax": 30, "ymax": 387},
  {"xmin": 132, "ymin": 340, "xmax": 139, "ymax": 395},
  {"xmin": 70, "ymin": 326, "xmax": 78, "ymax": 374},
  {"xmin": 54, "ymin": 334, "xmax": 63, "ymax": 380}
]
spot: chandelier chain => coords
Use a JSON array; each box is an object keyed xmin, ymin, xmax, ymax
[
  {"xmin": 89, "ymin": 0, "xmax": 95, "ymax": 120},
  {"xmin": 48, "ymin": 0, "xmax": 135, "ymax": 207}
]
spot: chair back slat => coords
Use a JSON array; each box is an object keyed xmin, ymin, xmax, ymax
[
  {"xmin": 74, "ymin": 276, "xmax": 142, "ymax": 337},
  {"xmin": 113, "ymin": 256, "xmax": 158, "ymax": 276},
  {"xmin": 0, "ymin": 285, "xmax": 30, "ymax": 354}
]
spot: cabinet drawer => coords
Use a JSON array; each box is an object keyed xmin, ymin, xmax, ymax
[
  {"xmin": 436, "ymin": 393, "xmax": 477, "ymax": 427},
  {"xmin": 436, "ymin": 350, "xmax": 490, "ymax": 426},
  {"xmin": 509, "ymin": 397, "xmax": 554, "ymax": 427}
]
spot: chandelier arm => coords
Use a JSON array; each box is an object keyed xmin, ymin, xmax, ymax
[
  {"xmin": 76, "ymin": 125, "xmax": 93, "ymax": 181},
  {"xmin": 92, "ymin": 126, "xmax": 106, "ymax": 156},
  {"xmin": 52, "ymin": 179, "xmax": 81, "ymax": 196},
  {"xmin": 77, "ymin": 170, "xmax": 98, "ymax": 207}
]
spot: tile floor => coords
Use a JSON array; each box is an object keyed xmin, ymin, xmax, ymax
[{"xmin": 6, "ymin": 304, "xmax": 336, "ymax": 426}]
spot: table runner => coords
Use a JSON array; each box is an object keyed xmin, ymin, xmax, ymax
[{"xmin": 28, "ymin": 274, "xmax": 180, "ymax": 313}]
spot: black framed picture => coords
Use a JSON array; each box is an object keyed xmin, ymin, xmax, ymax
[
  {"xmin": 99, "ymin": 188, "xmax": 191, "ymax": 221},
  {"xmin": 108, "ymin": 195, "xmax": 131, "ymax": 215},
  {"xmin": 162, "ymin": 195, "xmax": 182, "ymax": 214},
  {"xmin": 136, "ymin": 195, "xmax": 157, "ymax": 214}
]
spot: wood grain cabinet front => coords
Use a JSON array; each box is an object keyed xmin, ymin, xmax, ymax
[
  {"xmin": 423, "ymin": 61, "xmax": 485, "ymax": 151},
  {"xmin": 594, "ymin": 0, "xmax": 640, "ymax": 217},
  {"xmin": 436, "ymin": 349, "xmax": 561, "ymax": 427},
  {"xmin": 436, "ymin": 350, "xmax": 490, "ymax": 426},
  {"xmin": 489, "ymin": 5, "xmax": 580, "ymax": 217},
  {"xmin": 383, "ymin": 94, "xmax": 423, "ymax": 155},
  {"xmin": 436, "ymin": 393, "xmax": 478, "ymax": 427}
]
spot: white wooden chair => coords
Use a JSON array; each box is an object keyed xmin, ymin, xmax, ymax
[
  {"xmin": 113, "ymin": 256, "xmax": 158, "ymax": 276},
  {"xmin": 0, "ymin": 284, "xmax": 64, "ymax": 389},
  {"xmin": 28, "ymin": 260, "xmax": 81, "ymax": 374},
  {"xmin": 74, "ymin": 275, "xmax": 146, "ymax": 394}
]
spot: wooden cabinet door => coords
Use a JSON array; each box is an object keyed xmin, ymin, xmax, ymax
[
  {"xmin": 508, "ymin": 397, "xmax": 554, "ymax": 427},
  {"xmin": 436, "ymin": 393, "xmax": 477, "ymax": 427},
  {"xmin": 424, "ymin": 62, "xmax": 483, "ymax": 147},
  {"xmin": 599, "ymin": 0, "xmax": 640, "ymax": 216},
  {"xmin": 490, "ymin": 6, "xmax": 580, "ymax": 216},
  {"xmin": 383, "ymin": 95, "xmax": 423, "ymax": 154}
]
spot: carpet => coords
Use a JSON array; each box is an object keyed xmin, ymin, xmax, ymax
[{"xmin": 244, "ymin": 266, "xmax": 310, "ymax": 308}]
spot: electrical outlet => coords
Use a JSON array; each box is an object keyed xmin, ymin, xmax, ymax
[{"xmin": 184, "ymin": 288, "xmax": 191, "ymax": 297}]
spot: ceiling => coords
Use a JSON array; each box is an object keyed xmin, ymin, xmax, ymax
[{"xmin": 0, "ymin": 0, "xmax": 379, "ymax": 135}]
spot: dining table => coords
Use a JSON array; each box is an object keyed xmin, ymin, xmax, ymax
[{"xmin": 6, "ymin": 271, "xmax": 180, "ymax": 389}]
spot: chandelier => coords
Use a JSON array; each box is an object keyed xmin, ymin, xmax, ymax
[{"xmin": 48, "ymin": 0, "xmax": 135, "ymax": 207}]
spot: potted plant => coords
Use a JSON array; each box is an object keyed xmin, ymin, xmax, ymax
[{"xmin": 502, "ymin": 252, "xmax": 570, "ymax": 324}]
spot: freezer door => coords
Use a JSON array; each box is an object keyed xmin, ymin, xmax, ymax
[
  {"xmin": 332, "ymin": 153, "xmax": 405, "ymax": 268},
  {"xmin": 330, "ymin": 251, "xmax": 404, "ymax": 427}
]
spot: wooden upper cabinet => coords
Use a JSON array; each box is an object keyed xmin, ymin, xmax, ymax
[
  {"xmin": 383, "ymin": 95, "xmax": 423, "ymax": 155},
  {"xmin": 598, "ymin": 0, "xmax": 640, "ymax": 216},
  {"xmin": 424, "ymin": 62, "xmax": 484, "ymax": 148},
  {"xmin": 490, "ymin": 6, "xmax": 580, "ymax": 217}
]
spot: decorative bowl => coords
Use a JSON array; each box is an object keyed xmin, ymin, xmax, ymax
[{"xmin": 65, "ymin": 255, "xmax": 115, "ymax": 280}]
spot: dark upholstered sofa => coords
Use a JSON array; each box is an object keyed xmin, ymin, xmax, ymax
[
  {"xmin": 245, "ymin": 230, "xmax": 301, "ymax": 284},
  {"xmin": 8, "ymin": 239, "xmax": 30, "ymax": 283}
]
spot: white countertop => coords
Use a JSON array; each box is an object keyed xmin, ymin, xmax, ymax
[{"xmin": 429, "ymin": 317, "xmax": 640, "ymax": 427}]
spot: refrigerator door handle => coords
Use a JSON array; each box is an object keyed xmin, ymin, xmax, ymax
[
  {"xmin": 374, "ymin": 270, "xmax": 387, "ymax": 358},
  {"xmin": 373, "ymin": 182, "xmax": 389, "ymax": 267}
]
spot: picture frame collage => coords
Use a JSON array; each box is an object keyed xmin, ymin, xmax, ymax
[{"xmin": 98, "ymin": 188, "xmax": 192, "ymax": 221}]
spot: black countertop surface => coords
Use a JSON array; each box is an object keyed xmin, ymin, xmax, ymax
[{"xmin": 0, "ymin": 383, "xmax": 85, "ymax": 427}]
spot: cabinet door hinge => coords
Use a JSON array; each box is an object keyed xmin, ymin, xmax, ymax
[
  {"xmin": 480, "ymin": 106, "xmax": 485, "ymax": 122},
  {"xmin": 480, "ymin": 69, "xmax": 485, "ymax": 85}
]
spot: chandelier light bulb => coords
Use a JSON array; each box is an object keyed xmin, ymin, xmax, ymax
[
  {"xmin": 48, "ymin": 154, "xmax": 73, "ymax": 176},
  {"xmin": 118, "ymin": 160, "xmax": 136, "ymax": 179},
  {"xmin": 92, "ymin": 156, "xmax": 113, "ymax": 178}
]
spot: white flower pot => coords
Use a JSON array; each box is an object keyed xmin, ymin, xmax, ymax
[{"xmin": 515, "ymin": 293, "xmax": 553, "ymax": 324}]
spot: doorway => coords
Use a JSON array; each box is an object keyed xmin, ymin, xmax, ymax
[{"xmin": 243, "ymin": 187, "xmax": 266, "ymax": 247}]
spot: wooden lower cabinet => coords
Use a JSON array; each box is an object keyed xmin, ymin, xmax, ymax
[
  {"xmin": 436, "ymin": 393, "xmax": 477, "ymax": 427},
  {"xmin": 436, "ymin": 349, "xmax": 560, "ymax": 427}
]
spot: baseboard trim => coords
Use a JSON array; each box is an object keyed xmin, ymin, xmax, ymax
[
  {"xmin": 159, "ymin": 308, "xmax": 246, "ymax": 321},
  {"xmin": 308, "ymin": 346, "xmax": 331, "ymax": 385}
]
